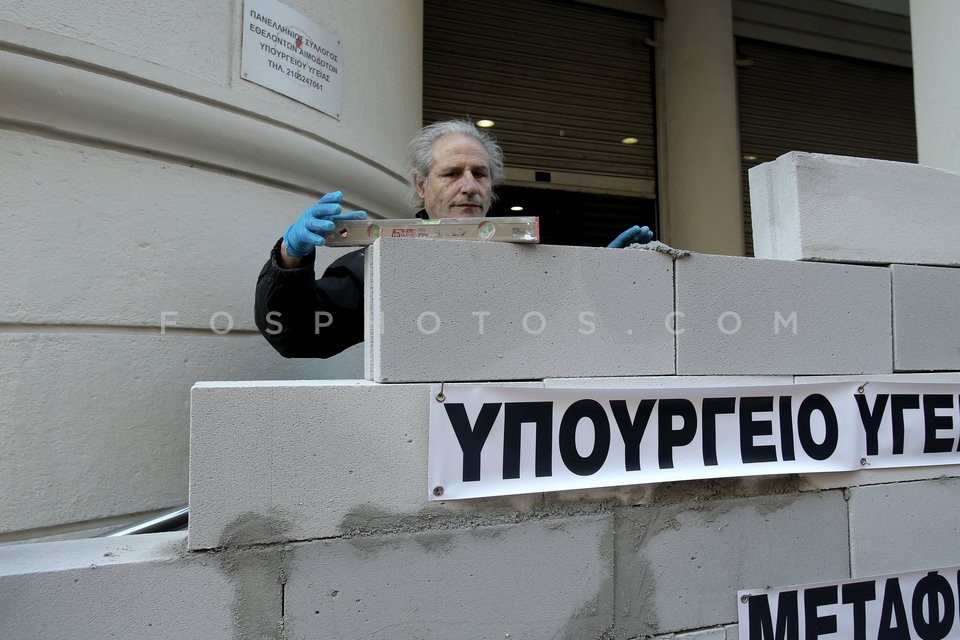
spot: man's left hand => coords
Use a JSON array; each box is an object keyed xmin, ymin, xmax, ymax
[{"xmin": 607, "ymin": 225, "xmax": 653, "ymax": 248}]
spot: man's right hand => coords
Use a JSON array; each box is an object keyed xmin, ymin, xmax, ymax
[{"xmin": 282, "ymin": 191, "xmax": 368, "ymax": 259}]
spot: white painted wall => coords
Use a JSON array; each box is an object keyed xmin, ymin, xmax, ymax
[
  {"xmin": 910, "ymin": 0, "xmax": 960, "ymax": 174},
  {"xmin": 0, "ymin": 0, "xmax": 422, "ymax": 539}
]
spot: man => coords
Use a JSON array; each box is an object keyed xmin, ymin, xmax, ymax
[{"xmin": 255, "ymin": 119, "xmax": 652, "ymax": 358}]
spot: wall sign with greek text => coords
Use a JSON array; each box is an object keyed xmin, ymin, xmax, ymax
[{"xmin": 241, "ymin": 0, "xmax": 342, "ymax": 118}]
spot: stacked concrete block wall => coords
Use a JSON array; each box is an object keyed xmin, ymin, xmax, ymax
[
  {"xmin": 185, "ymin": 191, "xmax": 959, "ymax": 635},
  {"xmin": 8, "ymin": 377, "xmax": 959, "ymax": 638},
  {"xmin": 7, "ymin": 151, "xmax": 960, "ymax": 638},
  {"xmin": 750, "ymin": 152, "xmax": 960, "ymax": 372},
  {"xmin": 0, "ymin": 1, "xmax": 422, "ymax": 541},
  {"xmin": 180, "ymin": 377, "xmax": 856, "ymax": 638},
  {"xmin": 365, "ymin": 239, "xmax": 896, "ymax": 382}
]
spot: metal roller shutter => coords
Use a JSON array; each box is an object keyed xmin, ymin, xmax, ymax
[
  {"xmin": 423, "ymin": 0, "xmax": 657, "ymax": 183},
  {"xmin": 732, "ymin": 0, "xmax": 912, "ymax": 68},
  {"xmin": 737, "ymin": 38, "xmax": 917, "ymax": 254}
]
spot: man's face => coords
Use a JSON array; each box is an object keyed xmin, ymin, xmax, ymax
[{"xmin": 415, "ymin": 134, "xmax": 493, "ymax": 218}]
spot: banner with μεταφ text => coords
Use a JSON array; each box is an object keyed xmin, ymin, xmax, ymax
[{"xmin": 738, "ymin": 565, "xmax": 960, "ymax": 639}]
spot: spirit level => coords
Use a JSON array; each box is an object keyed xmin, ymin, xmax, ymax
[{"xmin": 322, "ymin": 216, "xmax": 539, "ymax": 246}]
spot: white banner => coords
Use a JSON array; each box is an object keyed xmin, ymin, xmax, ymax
[
  {"xmin": 738, "ymin": 566, "xmax": 960, "ymax": 639},
  {"xmin": 241, "ymin": 0, "xmax": 342, "ymax": 117},
  {"xmin": 427, "ymin": 381, "xmax": 960, "ymax": 500}
]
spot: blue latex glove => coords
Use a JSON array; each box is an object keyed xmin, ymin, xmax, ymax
[
  {"xmin": 282, "ymin": 191, "xmax": 368, "ymax": 257},
  {"xmin": 607, "ymin": 225, "xmax": 653, "ymax": 248}
]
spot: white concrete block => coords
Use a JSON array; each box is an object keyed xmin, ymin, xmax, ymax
[
  {"xmin": 750, "ymin": 152, "xmax": 960, "ymax": 266},
  {"xmin": 614, "ymin": 491, "xmax": 849, "ymax": 636},
  {"xmin": 891, "ymin": 264, "xmax": 960, "ymax": 371},
  {"xmin": 848, "ymin": 477, "xmax": 960, "ymax": 576},
  {"xmin": 284, "ymin": 516, "xmax": 613, "ymax": 639},
  {"xmin": 0, "ymin": 333, "xmax": 359, "ymax": 536},
  {"xmin": 0, "ymin": 533, "xmax": 238, "ymax": 640},
  {"xmin": 189, "ymin": 379, "xmax": 558, "ymax": 550},
  {"xmin": 189, "ymin": 380, "xmax": 427, "ymax": 550},
  {"xmin": 0, "ymin": 130, "xmax": 358, "ymax": 331},
  {"xmin": 366, "ymin": 238, "xmax": 676, "ymax": 382},
  {"xmin": 190, "ymin": 380, "xmax": 547, "ymax": 550},
  {"xmin": 675, "ymin": 253, "xmax": 892, "ymax": 375}
]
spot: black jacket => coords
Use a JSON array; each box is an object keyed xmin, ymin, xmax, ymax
[{"xmin": 254, "ymin": 238, "xmax": 364, "ymax": 358}]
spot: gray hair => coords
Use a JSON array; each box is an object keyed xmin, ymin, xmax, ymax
[{"xmin": 407, "ymin": 119, "xmax": 505, "ymax": 209}]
